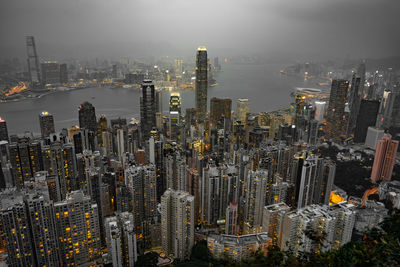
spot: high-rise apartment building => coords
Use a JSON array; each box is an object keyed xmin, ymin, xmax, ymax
[
  {"xmin": 125, "ymin": 164, "xmax": 157, "ymax": 229},
  {"xmin": 262, "ymin": 202, "xmax": 290, "ymax": 246},
  {"xmin": 225, "ymin": 201, "xmax": 238, "ymax": 235},
  {"xmin": 54, "ymin": 191, "xmax": 101, "ymax": 266},
  {"xmin": 371, "ymin": 136, "xmax": 399, "ymax": 183},
  {"xmin": 244, "ymin": 167, "xmax": 269, "ymax": 233},
  {"xmin": 161, "ymin": 189, "xmax": 195, "ymax": 260},
  {"xmin": 195, "ymin": 46, "xmax": 208, "ymax": 121}
]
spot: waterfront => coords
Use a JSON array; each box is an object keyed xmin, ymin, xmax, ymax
[{"xmin": 0, "ymin": 62, "xmax": 323, "ymax": 134}]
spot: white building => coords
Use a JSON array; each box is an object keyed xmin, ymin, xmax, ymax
[{"xmin": 161, "ymin": 189, "xmax": 195, "ymax": 260}]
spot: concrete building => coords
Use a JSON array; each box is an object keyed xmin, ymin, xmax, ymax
[
  {"xmin": 371, "ymin": 136, "xmax": 399, "ymax": 183},
  {"xmin": 195, "ymin": 46, "xmax": 208, "ymax": 122},
  {"xmin": 262, "ymin": 202, "xmax": 290, "ymax": 246},
  {"xmin": 207, "ymin": 233, "xmax": 272, "ymax": 261},
  {"xmin": 365, "ymin": 127, "xmax": 385, "ymax": 149},
  {"xmin": 236, "ymin": 99, "xmax": 250, "ymax": 124},
  {"xmin": 161, "ymin": 189, "xmax": 195, "ymax": 260},
  {"xmin": 54, "ymin": 191, "xmax": 101, "ymax": 266}
]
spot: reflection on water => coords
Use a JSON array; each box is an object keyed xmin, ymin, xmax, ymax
[{"xmin": 0, "ymin": 62, "xmax": 317, "ymax": 135}]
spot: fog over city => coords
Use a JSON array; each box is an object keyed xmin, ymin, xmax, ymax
[{"xmin": 1, "ymin": 0, "xmax": 400, "ymax": 60}]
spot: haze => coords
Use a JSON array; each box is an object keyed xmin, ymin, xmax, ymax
[{"xmin": 1, "ymin": 0, "xmax": 399, "ymax": 61}]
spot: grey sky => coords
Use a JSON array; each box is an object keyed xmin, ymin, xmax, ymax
[{"xmin": 0, "ymin": 0, "xmax": 399, "ymax": 60}]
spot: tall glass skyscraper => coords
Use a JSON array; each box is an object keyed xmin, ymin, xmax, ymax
[{"xmin": 195, "ymin": 46, "xmax": 208, "ymax": 122}]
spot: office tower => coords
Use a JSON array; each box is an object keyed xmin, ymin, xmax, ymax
[
  {"xmin": 354, "ymin": 99, "xmax": 380, "ymax": 143},
  {"xmin": 161, "ymin": 189, "xmax": 195, "ymax": 260},
  {"xmin": 25, "ymin": 194, "xmax": 60, "ymax": 267},
  {"xmin": 245, "ymin": 167, "xmax": 269, "ymax": 233},
  {"xmin": 0, "ymin": 118, "xmax": 8, "ymax": 141},
  {"xmin": 125, "ymin": 164, "xmax": 157, "ymax": 233},
  {"xmin": 236, "ymin": 99, "xmax": 250, "ymax": 124},
  {"xmin": 41, "ymin": 62, "xmax": 61, "ymax": 85},
  {"xmin": 54, "ymin": 191, "xmax": 101, "ymax": 266},
  {"xmin": 175, "ymin": 59, "xmax": 183, "ymax": 74},
  {"xmin": 358, "ymin": 60, "xmax": 366, "ymax": 97},
  {"xmin": 346, "ymin": 75, "xmax": 361, "ymax": 136},
  {"xmin": 140, "ymin": 80, "xmax": 156, "ymax": 141},
  {"xmin": 105, "ymin": 217, "xmax": 123, "ymax": 266},
  {"xmin": 210, "ymin": 97, "xmax": 232, "ymax": 127},
  {"xmin": 314, "ymin": 101, "xmax": 326, "ymax": 122},
  {"xmin": 59, "ymin": 63, "xmax": 68, "ymax": 84},
  {"xmin": 382, "ymin": 88, "xmax": 400, "ymax": 135},
  {"xmin": 365, "ymin": 127, "xmax": 385, "ymax": 149},
  {"xmin": 112, "ymin": 64, "xmax": 118, "ymax": 78},
  {"xmin": 214, "ymin": 57, "xmax": 221, "ymax": 71},
  {"xmin": 79, "ymin": 101, "xmax": 98, "ymax": 133},
  {"xmin": 195, "ymin": 46, "xmax": 208, "ymax": 121},
  {"xmin": 169, "ymin": 93, "xmax": 181, "ymax": 140},
  {"xmin": 371, "ymin": 136, "xmax": 399, "ymax": 183},
  {"xmin": 225, "ymin": 201, "xmax": 238, "ymax": 235},
  {"xmin": 262, "ymin": 202, "xmax": 290, "ymax": 246},
  {"xmin": 0, "ymin": 199, "xmax": 35, "ymax": 266},
  {"xmin": 26, "ymin": 36, "xmax": 42, "ymax": 86},
  {"xmin": 326, "ymin": 80, "xmax": 349, "ymax": 140},
  {"xmin": 39, "ymin": 111, "xmax": 55, "ymax": 138}
]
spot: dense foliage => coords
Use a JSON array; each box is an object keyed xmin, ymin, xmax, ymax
[{"xmin": 172, "ymin": 210, "xmax": 400, "ymax": 267}]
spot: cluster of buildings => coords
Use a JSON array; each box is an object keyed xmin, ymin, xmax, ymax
[{"xmin": 0, "ymin": 46, "xmax": 399, "ymax": 266}]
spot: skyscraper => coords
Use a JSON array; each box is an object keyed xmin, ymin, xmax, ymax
[
  {"xmin": 195, "ymin": 46, "xmax": 208, "ymax": 121},
  {"xmin": 314, "ymin": 101, "xmax": 326, "ymax": 122},
  {"xmin": 210, "ymin": 97, "xmax": 232, "ymax": 127},
  {"xmin": 225, "ymin": 201, "xmax": 238, "ymax": 235},
  {"xmin": 346, "ymin": 75, "xmax": 361, "ymax": 136},
  {"xmin": 236, "ymin": 99, "xmax": 250, "ymax": 124},
  {"xmin": 78, "ymin": 101, "xmax": 97, "ymax": 133},
  {"xmin": 54, "ymin": 191, "xmax": 101, "ymax": 266},
  {"xmin": 0, "ymin": 118, "xmax": 9, "ymax": 141},
  {"xmin": 140, "ymin": 80, "xmax": 156, "ymax": 141},
  {"xmin": 262, "ymin": 202, "xmax": 290, "ymax": 246},
  {"xmin": 245, "ymin": 167, "xmax": 269, "ymax": 233},
  {"xmin": 26, "ymin": 36, "xmax": 41, "ymax": 86},
  {"xmin": 326, "ymin": 80, "xmax": 349, "ymax": 140},
  {"xmin": 354, "ymin": 99, "xmax": 380, "ymax": 143},
  {"xmin": 169, "ymin": 93, "xmax": 181, "ymax": 140},
  {"xmin": 39, "ymin": 111, "xmax": 55, "ymax": 138},
  {"xmin": 371, "ymin": 136, "xmax": 399, "ymax": 183},
  {"xmin": 41, "ymin": 61, "xmax": 61, "ymax": 85},
  {"xmin": 161, "ymin": 189, "xmax": 195, "ymax": 260},
  {"xmin": 59, "ymin": 63, "xmax": 68, "ymax": 84}
]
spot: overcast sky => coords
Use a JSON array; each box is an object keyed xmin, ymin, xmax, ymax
[{"xmin": 0, "ymin": 0, "xmax": 399, "ymax": 61}]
